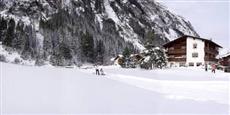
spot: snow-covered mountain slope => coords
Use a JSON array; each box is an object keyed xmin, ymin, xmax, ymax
[
  {"xmin": 0, "ymin": 0, "xmax": 199, "ymax": 66},
  {"xmin": 1, "ymin": 63, "xmax": 229, "ymax": 114}
]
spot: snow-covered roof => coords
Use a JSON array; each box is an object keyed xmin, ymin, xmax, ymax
[
  {"xmin": 118, "ymin": 54, "xmax": 124, "ymax": 57},
  {"xmin": 163, "ymin": 35, "xmax": 222, "ymax": 48},
  {"xmin": 219, "ymin": 52, "xmax": 230, "ymax": 58}
]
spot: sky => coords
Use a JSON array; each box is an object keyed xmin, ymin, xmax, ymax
[{"xmin": 157, "ymin": 0, "xmax": 230, "ymax": 54}]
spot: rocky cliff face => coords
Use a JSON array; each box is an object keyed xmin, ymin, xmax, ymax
[{"xmin": 0, "ymin": 0, "xmax": 199, "ymax": 66}]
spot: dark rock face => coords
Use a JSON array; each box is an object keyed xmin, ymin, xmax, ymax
[{"xmin": 0, "ymin": 0, "xmax": 199, "ymax": 66}]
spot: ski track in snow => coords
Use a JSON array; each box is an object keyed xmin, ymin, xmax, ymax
[
  {"xmin": 80, "ymin": 66, "xmax": 230, "ymax": 106},
  {"xmin": 107, "ymin": 73, "xmax": 229, "ymax": 105}
]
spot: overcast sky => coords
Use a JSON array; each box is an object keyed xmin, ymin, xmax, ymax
[{"xmin": 157, "ymin": 0, "xmax": 230, "ymax": 54}]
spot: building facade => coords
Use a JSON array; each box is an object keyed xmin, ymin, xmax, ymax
[
  {"xmin": 163, "ymin": 36, "xmax": 222, "ymax": 67},
  {"xmin": 219, "ymin": 53, "xmax": 230, "ymax": 66}
]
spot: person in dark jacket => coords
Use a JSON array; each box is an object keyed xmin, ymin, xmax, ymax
[
  {"xmin": 205, "ymin": 63, "xmax": 208, "ymax": 71},
  {"xmin": 95, "ymin": 66, "xmax": 100, "ymax": 75}
]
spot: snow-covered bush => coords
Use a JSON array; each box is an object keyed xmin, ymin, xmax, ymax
[
  {"xmin": 35, "ymin": 58, "xmax": 45, "ymax": 66},
  {"xmin": 0, "ymin": 54, "xmax": 6, "ymax": 62},
  {"xmin": 14, "ymin": 58, "xmax": 21, "ymax": 64}
]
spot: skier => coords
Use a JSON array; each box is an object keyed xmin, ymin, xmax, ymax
[
  {"xmin": 211, "ymin": 64, "xmax": 216, "ymax": 73},
  {"xmin": 100, "ymin": 68, "xmax": 105, "ymax": 75},
  {"xmin": 95, "ymin": 65, "xmax": 100, "ymax": 75}
]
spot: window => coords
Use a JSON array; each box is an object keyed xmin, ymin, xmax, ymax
[
  {"xmin": 193, "ymin": 43, "xmax": 197, "ymax": 49},
  {"xmin": 189, "ymin": 62, "xmax": 194, "ymax": 66},
  {"xmin": 196, "ymin": 63, "xmax": 202, "ymax": 66},
  {"xmin": 179, "ymin": 63, "xmax": 186, "ymax": 67},
  {"xmin": 192, "ymin": 53, "xmax": 198, "ymax": 58}
]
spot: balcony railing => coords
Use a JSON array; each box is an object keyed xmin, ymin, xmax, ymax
[
  {"xmin": 205, "ymin": 49, "xmax": 219, "ymax": 55},
  {"xmin": 167, "ymin": 49, "xmax": 186, "ymax": 54},
  {"xmin": 204, "ymin": 57, "xmax": 218, "ymax": 62},
  {"xmin": 168, "ymin": 58, "xmax": 186, "ymax": 62}
]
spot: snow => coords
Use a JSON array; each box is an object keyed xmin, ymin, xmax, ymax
[
  {"xmin": 219, "ymin": 48, "xmax": 230, "ymax": 56},
  {"xmin": 20, "ymin": 16, "xmax": 31, "ymax": 25},
  {"xmin": 62, "ymin": 0, "xmax": 71, "ymax": 7},
  {"xmin": 0, "ymin": 10, "xmax": 31, "ymax": 26},
  {"xmin": 122, "ymin": 0, "xmax": 128, "ymax": 4},
  {"xmin": 36, "ymin": 32, "xmax": 44, "ymax": 50},
  {"xmin": 0, "ymin": 44, "xmax": 35, "ymax": 65},
  {"xmin": 164, "ymin": 28, "xmax": 179, "ymax": 41},
  {"xmin": 144, "ymin": 56, "xmax": 151, "ymax": 62},
  {"xmin": 150, "ymin": 14, "xmax": 158, "ymax": 21},
  {"xmin": 75, "ymin": 7, "xmax": 85, "ymax": 15},
  {"xmin": 95, "ymin": 14, "xmax": 103, "ymax": 30},
  {"xmin": 154, "ymin": 47, "xmax": 160, "ymax": 50},
  {"xmin": 104, "ymin": 0, "xmax": 120, "ymax": 24},
  {"xmin": 1, "ymin": 62, "xmax": 229, "ymax": 114},
  {"xmin": 219, "ymin": 52, "xmax": 230, "ymax": 58},
  {"xmin": 107, "ymin": 68, "xmax": 229, "ymax": 104},
  {"xmin": 101, "ymin": 0, "xmax": 145, "ymax": 50},
  {"xmin": 118, "ymin": 24, "xmax": 145, "ymax": 50}
]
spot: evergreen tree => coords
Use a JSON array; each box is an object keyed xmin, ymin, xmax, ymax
[
  {"xmin": 13, "ymin": 20, "xmax": 25, "ymax": 50},
  {"xmin": 144, "ymin": 30, "xmax": 155, "ymax": 49},
  {"xmin": 0, "ymin": 17, "xmax": 7, "ymax": 42},
  {"xmin": 95, "ymin": 40, "xmax": 104, "ymax": 65},
  {"xmin": 140, "ymin": 47, "xmax": 167, "ymax": 69},
  {"xmin": 59, "ymin": 43, "xmax": 72, "ymax": 59},
  {"xmin": 81, "ymin": 31, "xmax": 94, "ymax": 63},
  {"xmin": 95, "ymin": 0, "xmax": 104, "ymax": 13},
  {"xmin": 122, "ymin": 47, "xmax": 131, "ymax": 68},
  {"xmin": 122, "ymin": 47, "xmax": 131, "ymax": 58},
  {"xmin": 50, "ymin": 43, "xmax": 73, "ymax": 66},
  {"xmin": 154, "ymin": 48, "xmax": 167, "ymax": 68},
  {"xmin": 141, "ymin": 30, "xmax": 167, "ymax": 69},
  {"xmin": 3, "ymin": 18, "xmax": 15, "ymax": 47}
]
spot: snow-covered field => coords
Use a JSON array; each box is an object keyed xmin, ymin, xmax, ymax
[{"xmin": 1, "ymin": 62, "xmax": 230, "ymax": 114}]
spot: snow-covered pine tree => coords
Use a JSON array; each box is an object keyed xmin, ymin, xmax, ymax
[
  {"xmin": 0, "ymin": 17, "xmax": 7, "ymax": 42},
  {"xmin": 122, "ymin": 47, "xmax": 131, "ymax": 68},
  {"xmin": 3, "ymin": 18, "xmax": 15, "ymax": 47},
  {"xmin": 140, "ymin": 30, "xmax": 167, "ymax": 69},
  {"xmin": 154, "ymin": 48, "xmax": 167, "ymax": 68},
  {"xmin": 95, "ymin": 40, "xmax": 104, "ymax": 65},
  {"xmin": 140, "ymin": 47, "xmax": 167, "ymax": 69},
  {"xmin": 80, "ymin": 31, "xmax": 94, "ymax": 63}
]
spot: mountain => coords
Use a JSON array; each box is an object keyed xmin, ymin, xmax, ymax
[{"xmin": 0, "ymin": 0, "xmax": 199, "ymax": 66}]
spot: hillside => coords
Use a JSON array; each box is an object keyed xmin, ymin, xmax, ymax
[{"xmin": 0, "ymin": 0, "xmax": 199, "ymax": 66}]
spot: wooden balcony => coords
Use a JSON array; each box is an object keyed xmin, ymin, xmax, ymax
[
  {"xmin": 205, "ymin": 49, "xmax": 219, "ymax": 55},
  {"xmin": 167, "ymin": 49, "xmax": 186, "ymax": 54},
  {"xmin": 204, "ymin": 57, "xmax": 218, "ymax": 62},
  {"xmin": 168, "ymin": 58, "xmax": 186, "ymax": 62}
]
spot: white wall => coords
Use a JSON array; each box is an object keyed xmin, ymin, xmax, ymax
[{"xmin": 186, "ymin": 37, "xmax": 205, "ymax": 66}]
